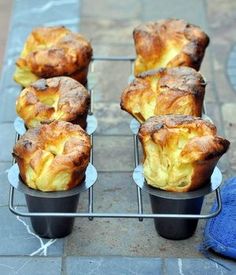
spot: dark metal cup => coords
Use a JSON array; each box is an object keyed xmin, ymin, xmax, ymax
[
  {"xmin": 25, "ymin": 192, "xmax": 80, "ymax": 239},
  {"xmin": 149, "ymin": 194, "xmax": 204, "ymax": 240},
  {"xmin": 8, "ymin": 163, "xmax": 97, "ymax": 238},
  {"xmin": 133, "ymin": 165, "xmax": 222, "ymax": 240}
]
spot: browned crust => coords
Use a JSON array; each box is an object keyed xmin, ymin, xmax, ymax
[
  {"xmin": 13, "ymin": 121, "xmax": 91, "ymax": 191},
  {"xmin": 133, "ymin": 19, "xmax": 209, "ymax": 73},
  {"xmin": 138, "ymin": 115, "xmax": 216, "ymax": 138},
  {"xmin": 16, "ymin": 76, "xmax": 90, "ymax": 128},
  {"xmin": 70, "ymin": 66, "xmax": 89, "ymax": 86},
  {"xmin": 138, "ymin": 115, "xmax": 230, "ymax": 192},
  {"xmin": 181, "ymin": 135, "xmax": 229, "ymax": 191},
  {"xmin": 120, "ymin": 66, "xmax": 206, "ymax": 121},
  {"xmin": 16, "ymin": 26, "xmax": 93, "ymax": 83}
]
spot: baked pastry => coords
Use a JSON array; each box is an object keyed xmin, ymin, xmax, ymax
[
  {"xmin": 138, "ymin": 115, "xmax": 229, "ymax": 192},
  {"xmin": 14, "ymin": 26, "xmax": 93, "ymax": 87},
  {"xmin": 133, "ymin": 19, "xmax": 209, "ymax": 75},
  {"xmin": 121, "ymin": 67, "xmax": 206, "ymax": 123},
  {"xmin": 16, "ymin": 76, "xmax": 90, "ymax": 129},
  {"xmin": 13, "ymin": 121, "xmax": 91, "ymax": 192}
]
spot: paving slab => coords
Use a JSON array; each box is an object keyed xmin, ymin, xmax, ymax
[
  {"xmin": 0, "ymin": 256, "xmax": 61, "ymax": 275},
  {"xmin": 0, "ymin": 161, "xmax": 26, "ymax": 206},
  {"xmin": 205, "ymin": 102, "xmax": 230, "ymax": 176},
  {"xmin": 1, "ymin": 256, "xmax": 233, "ymax": 275},
  {"xmin": 165, "ymin": 258, "xmax": 236, "ymax": 275},
  {"xmin": 0, "ymin": 86, "xmax": 19, "ymax": 123},
  {"xmin": 89, "ymin": 44, "xmax": 134, "ymax": 103},
  {"xmin": 0, "ymin": 123, "xmax": 17, "ymax": 161},
  {"xmin": 221, "ymin": 102, "xmax": 236, "ymax": 173},
  {"xmin": 91, "ymin": 60, "xmax": 131, "ymax": 103},
  {"xmin": 141, "ymin": 0, "xmax": 207, "ymax": 28},
  {"xmin": 0, "ymin": 206, "xmax": 64, "ymax": 256},
  {"xmin": 64, "ymin": 256, "xmax": 162, "ymax": 275},
  {"xmin": 81, "ymin": 18, "xmax": 140, "ymax": 46},
  {"xmin": 94, "ymin": 102, "xmax": 132, "ymax": 135},
  {"xmin": 206, "ymin": 0, "xmax": 236, "ymax": 104},
  {"xmin": 200, "ymin": 51, "xmax": 217, "ymax": 103},
  {"xmin": 65, "ymin": 217, "xmax": 206, "ymax": 258},
  {"xmin": 81, "ymin": 0, "xmax": 141, "ymax": 20},
  {"xmin": 222, "ymin": 103, "xmax": 236, "ymax": 125},
  {"xmin": 64, "ymin": 256, "xmax": 236, "ymax": 275},
  {"xmin": 93, "ymin": 136, "xmax": 134, "ymax": 172},
  {"xmin": 77, "ymin": 172, "xmax": 150, "ymax": 213},
  {"xmin": 0, "ymin": 0, "xmax": 12, "ymax": 66},
  {"xmin": 205, "ymin": 102, "xmax": 224, "ymax": 134}
]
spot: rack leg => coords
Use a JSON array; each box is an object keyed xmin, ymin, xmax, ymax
[{"xmin": 133, "ymin": 134, "xmax": 144, "ymax": 221}]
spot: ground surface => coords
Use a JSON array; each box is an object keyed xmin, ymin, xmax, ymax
[{"xmin": 0, "ymin": 0, "xmax": 235, "ymax": 274}]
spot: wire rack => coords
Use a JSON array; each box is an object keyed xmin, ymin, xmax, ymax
[{"xmin": 8, "ymin": 56, "xmax": 222, "ymax": 220}]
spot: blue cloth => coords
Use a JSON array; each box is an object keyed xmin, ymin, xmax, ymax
[{"xmin": 203, "ymin": 177, "xmax": 236, "ymax": 260}]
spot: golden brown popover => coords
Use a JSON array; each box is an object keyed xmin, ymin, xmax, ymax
[
  {"xmin": 138, "ymin": 115, "xmax": 229, "ymax": 192},
  {"xmin": 14, "ymin": 26, "xmax": 93, "ymax": 87},
  {"xmin": 16, "ymin": 76, "xmax": 90, "ymax": 129},
  {"xmin": 121, "ymin": 67, "xmax": 206, "ymax": 123},
  {"xmin": 133, "ymin": 19, "xmax": 209, "ymax": 75},
  {"xmin": 13, "ymin": 121, "xmax": 91, "ymax": 192}
]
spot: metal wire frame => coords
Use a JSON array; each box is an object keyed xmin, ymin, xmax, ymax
[{"xmin": 8, "ymin": 56, "xmax": 222, "ymax": 220}]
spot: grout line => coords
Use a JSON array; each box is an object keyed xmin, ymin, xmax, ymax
[
  {"xmin": 61, "ymin": 256, "xmax": 67, "ymax": 275},
  {"xmin": 162, "ymin": 258, "xmax": 167, "ymax": 275},
  {"xmin": 79, "ymin": 14, "xmax": 140, "ymax": 20},
  {"xmin": 0, "ymin": 121, "xmax": 15, "ymax": 124}
]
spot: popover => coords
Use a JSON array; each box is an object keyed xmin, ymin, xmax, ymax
[
  {"xmin": 13, "ymin": 121, "xmax": 91, "ymax": 192},
  {"xmin": 16, "ymin": 76, "xmax": 90, "ymax": 129},
  {"xmin": 138, "ymin": 115, "xmax": 229, "ymax": 192},
  {"xmin": 133, "ymin": 19, "xmax": 209, "ymax": 75},
  {"xmin": 14, "ymin": 26, "xmax": 93, "ymax": 87},
  {"xmin": 121, "ymin": 67, "xmax": 206, "ymax": 123}
]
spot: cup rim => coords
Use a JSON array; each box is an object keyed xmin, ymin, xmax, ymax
[
  {"xmin": 8, "ymin": 163, "xmax": 97, "ymax": 198},
  {"xmin": 133, "ymin": 165, "xmax": 222, "ymax": 200}
]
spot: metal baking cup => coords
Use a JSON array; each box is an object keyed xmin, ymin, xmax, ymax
[
  {"xmin": 14, "ymin": 114, "xmax": 97, "ymax": 136},
  {"xmin": 133, "ymin": 165, "xmax": 222, "ymax": 240},
  {"xmin": 8, "ymin": 163, "xmax": 97, "ymax": 238}
]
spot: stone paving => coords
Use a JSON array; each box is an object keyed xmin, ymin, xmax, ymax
[{"xmin": 0, "ymin": 0, "xmax": 235, "ymax": 274}]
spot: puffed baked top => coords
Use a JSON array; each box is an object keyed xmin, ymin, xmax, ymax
[
  {"xmin": 133, "ymin": 19, "xmax": 209, "ymax": 75},
  {"xmin": 121, "ymin": 66, "xmax": 206, "ymax": 122},
  {"xmin": 13, "ymin": 121, "xmax": 91, "ymax": 191},
  {"xmin": 16, "ymin": 76, "xmax": 90, "ymax": 128},
  {"xmin": 138, "ymin": 115, "xmax": 229, "ymax": 192},
  {"xmin": 14, "ymin": 26, "xmax": 93, "ymax": 87}
]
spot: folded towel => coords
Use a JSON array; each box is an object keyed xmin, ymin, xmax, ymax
[{"xmin": 203, "ymin": 177, "xmax": 236, "ymax": 260}]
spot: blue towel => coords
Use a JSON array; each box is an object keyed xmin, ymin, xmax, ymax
[{"xmin": 203, "ymin": 177, "xmax": 236, "ymax": 260}]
